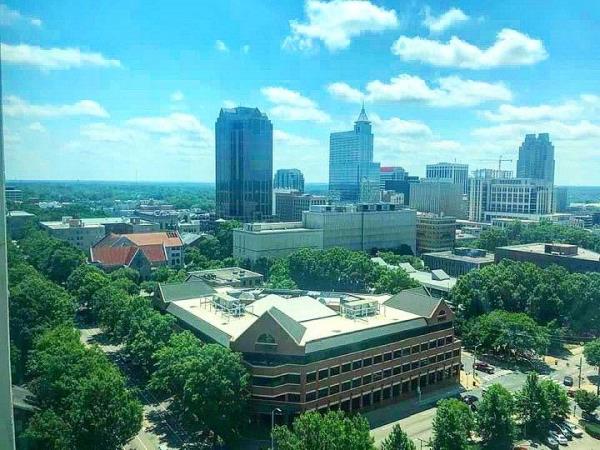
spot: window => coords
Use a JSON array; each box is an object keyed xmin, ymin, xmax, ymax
[
  {"xmin": 372, "ymin": 390, "xmax": 381, "ymax": 403},
  {"xmin": 383, "ymin": 387, "xmax": 391, "ymax": 400},
  {"xmin": 446, "ymin": 336, "xmax": 454, "ymax": 345},
  {"xmin": 288, "ymin": 393, "xmax": 300, "ymax": 403},
  {"xmin": 437, "ymin": 338, "xmax": 445, "ymax": 347},
  {"xmin": 383, "ymin": 352, "xmax": 392, "ymax": 362},
  {"xmin": 402, "ymin": 348, "xmax": 411, "ymax": 357},
  {"xmin": 429, "ymin": 340, "xmax": 437, "ymax": 350},
  {"xmin": 352, "ymin": 360, "xmax": 362, "ymax": 370},
  {"xmin": 412, "ymin": 345, "xmax": 420, "ymax": 354},
  {"xmin": 306, "ymin": 391, "xmax": 317, "ymax": 402},
  {"xmin": 411, "ymin": 361, "xmax": 419, "ymax": 370},
  {"xmin": 330, "ymin": 384, "xmax": 340, "ymax": 395},
  {"xmin": 256, "ymin": 333, "xmax": 276, "ymax": 344},
  {"xmin": 362, "ymin": 357, "xmax": 372, "ymax": 367},
  {"xmin": 318, "ymin": 387, "xmax": 329, "ymax": 399},
  {"xmin": 306, "ymin": 371, "xmax": 316, "ymax": 383},
  {"xmin": 393, "ymin": 349, "xmax": 402, "ymax": 359},
  {"xmin": 402, "ymin": 363, "xmax": 410, "ymax": 373},
  {"xmin": 342, "ymin": 363, "xmax": 351, "ymax": 373},
  {"xmin": 318, "ymin": 368, "xmax": 329, "ymax": 380},
  {"xmin": 420, "ymin": 359, "xmax": 428, "ymax": 368},
  {"xmin": 393, "ymin": 365, "xmax": 401, "ymax": 375},
  {"xmin": 420, "ymin": 343, "xmax": 428, "ymax": 352},
  {"xmin": 363, "ymin": 374, "xmax": 372, "ymax": 384},
  {"xmin": 341, "ymin": 381, "xmax": 351, "ymax": 392},
  {"xmin": 373, "ymin": 354, "xmax": 383, "ymax": 364},
  {"xmin": 352, "ymin": 377, "xmax": 362, "ymax": 388},
  {"xmin": 330, "ymin": 365, "xmax": 340, "ymax": 376},
  {"xmin": 373, "ymin": 371, "xmax": 383, "ymax": 382},
  {"xmin": 452, "ymin": 349, "xmax": 460, "ymax": 358},
  {"xmin": 383, "ymin": 368, "xmax": 392, "ymax": 378}
]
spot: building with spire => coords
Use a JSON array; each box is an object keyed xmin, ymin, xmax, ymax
[{"xmin": 329, "ymin": 105, "xmax": 380, "ymax": 202}]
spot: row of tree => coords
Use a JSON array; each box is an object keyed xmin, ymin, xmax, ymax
[{"xmin": 451, "ymin": 260, "xmax": 600, "ymax": 335}]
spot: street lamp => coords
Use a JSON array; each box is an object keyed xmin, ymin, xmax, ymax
[{"xmin": 271, "ymin": 407, "xmax": 283, "ymax": 450}]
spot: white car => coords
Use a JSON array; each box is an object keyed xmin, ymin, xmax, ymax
[
  {"xmin": 563, "ymin": 421, "xmax": 583, "ymax": 438},
  {"xmin": 549, "ymin": 431, "xmax": 568, "ymax": 445}
]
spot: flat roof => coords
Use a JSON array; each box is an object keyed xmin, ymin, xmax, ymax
[
  {"xmin": 41, "ymin": 221, "xmax": 104, "ymax": 229},
  {"xmin": 7, "ymin": 210, "xmax": 35, "ymax": 217},
  {"xmin": 167, "ymin": 292, "xmax": 425, "ymax": 349},
  {"xmin": 497, "ymin": 243, "xmax": 600, "ymax": 262},
  {"xmin": 423, "ymin": 250, "xmax": 495, "ymax": 263}
]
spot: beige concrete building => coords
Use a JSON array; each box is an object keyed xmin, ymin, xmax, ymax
[
  {"xmin": 41, "ymin": 217, "xmax": 105, "ymax": 252},
  {"xmin": 416, "ymin": 215, "xmax": 457, "ymax": 254},
  {"xmin": 409, "ymin": 182, "xmax": 465, "ymax": 219}
]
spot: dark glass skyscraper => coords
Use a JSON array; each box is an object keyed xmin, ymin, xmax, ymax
[
  {"xmin": 516, "ymin": 133, "xmax": 555, "ymax": 183},
  {"xmin": 274, "ymin": 168, "xmax": 305, "ymax": 192},
  {"xmin": 215, "ymin": 107, "xmax": 273, "ymax": 221}
]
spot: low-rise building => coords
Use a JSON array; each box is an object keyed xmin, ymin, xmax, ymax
[
  {"xmin": 90, "ymin": 246, "xmax": 154, "ymax": 278},
  {"xmin": 422, "ymin": 248, "xmax": 495, "ymax": 277},
  {"xmin": 416, "ymin": 215, "xmax": 456, "ymax": 254},
  {"xmin": 7, "ymin": 210, "xmax": 36, "ymax": 239},
  {"xmin": 79, "ymin": 216, "xmax": 159, "ymax": 234},
  {"xmin": 275, "ymin": 191, "xmax": 327, "ymax": 222},
  {"xmin": 495, "ymin": 243, "xmax": 600, "ymax": 273},
  {"xmin": 93, "ymin": 231, "xmax": 184, "ymax": 268},
  {"xmin": 164, "ymin": 285, "xmax": 460, "ymax": 422},
  {"xmin": 41, "ymin": 217, "xmax": 106, "ymax": 252},
  {"xmin": 5, "ymin": 187, "xmax": 23, "ymax": 202},
  {"xmin": 187, "ymin": 267, "xmax": 264, "ymax": 288},
  {"xmin": 233, "ymin": 204, "xmax": 417, "ymax": 262}
]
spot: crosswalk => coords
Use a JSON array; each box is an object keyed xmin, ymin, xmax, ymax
[{"xmin": 476, "ymin": 368, "xmax": 513, "ymax": 382}]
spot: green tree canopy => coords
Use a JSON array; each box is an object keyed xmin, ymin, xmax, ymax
[
  {"xmin": 373, "ymin": 267, "xmax": 419, "ymax": 294},
  {"xmin": 516, "ymin": 373, "xmax": 551, "ymax": 437},
  {"xmin": 272, "ymin": 410, "xmax": 374, "ymax": 450},
  {"xmin": 476, "ymin": 384, "xmax": 516, "ymax": 449},
  {"xmin": 574, "ymin": 390, "xmax": 600, "ymax": 415},
  {"xmin": 380, "ymin": 424, "xmax": 416, "ymax": 450},
  {"xmin": 539, "ymin": 379, "xmax": 570, "ymax": 421},
  {"xmin": 431, "ymin": 398, "xmax": 474, "ymax": 450}
]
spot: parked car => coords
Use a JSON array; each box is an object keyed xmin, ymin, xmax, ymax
[
  {"xmin": 583, "ymin": 411, "xmax": 600, "ymax": 423},
  {"xmin": 545, "ymin": 435, "xmax": 559, "ymax": 449},
  {"xmin": 562, "ymin": 420, "xmax": 583, "ymax": 438},
  {"xmin": 460, "ymin": 394, "xmax": 479, "ymax": 405},
  {"xmin": 474, "ymin": 361, "xmax": 495, "ymax": 374},
  {"xmin": 551, "ymin": 422, "xmax": 572, "ymax": 440},
  {"xmin": 563, "ymin": 375, "xmax": 574, "ymax": 386},
  {"xmin": 549, "ymin": 431, "xmax": 568, "ymax": 445}
]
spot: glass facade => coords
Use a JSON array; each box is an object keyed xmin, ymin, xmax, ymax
[{"xmin": 215, "ymin": 107, "xmax": 273, "ymax": 221}]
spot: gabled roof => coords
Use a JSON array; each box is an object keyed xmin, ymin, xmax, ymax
[
  {"xmin": 90, "ymin": 246, "xmax": 139, "ymax": 267},
  {"xmin": 384, "ymin": 287, "xmax": 443, "ymax": 318},
  {"xmin": 125, "ymin": 231, "xmax": 182, "ymax": 247},
  {"xmin": 266, "ymin": 307, "xmax": 306, "ymax": 344},
  {"xmin": 158, "ymin": 281, "xmax": 216, "ymax": 303},
  {"xmin": 139, "ymin": 244, "xmax": 167, "ymax": 263},
  {"xmin": 250, "ymin": 294, "xmax": 337, "ymax": 322}
]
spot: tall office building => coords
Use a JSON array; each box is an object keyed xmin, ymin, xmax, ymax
[
  {"xmin": 329, "ymin": 106, "xmax": 380, "ymax": 202},
  {"xmin": 469, "ymin": 178, "xmax": 554, "ymax": 222},
  {"xmin": 409, "ymin": 181, "xmax": 465, "ymax": 218},
  {"xmin": 274, "ymin": 168, "xmax": 305, "ymax": 193},
  {"xmin": 380, "ymin": 166, "xmax": 406, "ymax": 189},
  {"xmin": 472, "ymin": 168, "xmax": 513, "ymax": 180},
  {"xmin": 516, "ymin": 133, "xmax": 555, "ymax": 183},
  {"xmin": 555, "ymin": 186, "xmax": 569, "ymax": 212},
  {"xmin": 426, "ymin": 163, "xmax": 469, "ymax": 195},
  {"xmin": 215, "ymin": 107, "xmax": 273, "ymax": 221}
]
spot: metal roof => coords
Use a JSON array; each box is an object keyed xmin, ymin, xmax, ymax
[{"xmin": 384, "ymin": 287, "xmax": 442, "ymax": 318}]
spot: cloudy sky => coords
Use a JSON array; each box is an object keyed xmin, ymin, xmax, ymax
[{"xmin": 2, "ymin": 0, "xmax": 599, "ymax": 185}]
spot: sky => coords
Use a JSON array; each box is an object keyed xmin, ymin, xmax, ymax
[{"xmin": 2, "ymin": 0, "xmax": 599, "ymax": 185}]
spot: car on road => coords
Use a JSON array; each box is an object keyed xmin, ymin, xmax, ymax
[
  {"xmin": 563, "ymin": 375, "xmax": 573, "ymax": 386},
  {"xmin": 562, "ymin": 420, "xmax": 583, "ymax": 438},
  {"xmin": 474, "ymin": 361, "xmax": 495, "ymax": 374},
  {"xmin": 551, "ymin": 422, "xmax": 572, "ymax": 440},
  {"xmin": 549, "ymin": 431, "xmax": 568, "ymax": 445},
  {"xmin": 460, "ymin": 394, "xmax": 479, "ymax": 405}
]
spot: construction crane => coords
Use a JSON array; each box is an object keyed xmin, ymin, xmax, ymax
[{"xmin": 477, "ymin": 155, "xmax": 513, "ymax": 172}]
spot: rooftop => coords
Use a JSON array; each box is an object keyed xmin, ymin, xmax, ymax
[
  {"xmin": 423, "ymin": 248, "xmax": 495, "ymax": 263},
  {"xmin": 7, "ymin": 210, "xmax": 35, "ymax": 217},
  {"xmin": 497, "ymin": 243, "xmax": 600, "ymax": 262},
  {"xmin": 122, "ymin": 231, "xmax": 182, "ymax": 247},
  {"xmin": 188, "ymin": 267, "xmax": 264, "ymax": 285}
]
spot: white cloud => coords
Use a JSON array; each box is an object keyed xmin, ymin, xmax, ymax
[
  {"xmin": 126, "ymin": 112, "xmax": 212, "ymax": 140},
  {"xmin": 283, "ymin": 0, "xmax": 398, "ymax": 51},
  {"xmin": 262, "ymin": 86, "xmax": 331, "ymax": 122},
  {"xmin": 482, "ymin": 95, "xmax": 599, "ymax": 122},
  {"xmin": 327, "ymin": 82, "xmax": 364, "ymax": 103},
  {"xmin": 0, "ymin": 43, "xmax": 121, "ymax": 70},
  {"xmin": 274, "ymin": 129, "xmax": 320, "ymax": 147},
  {"xmin": 170, "ymin": 91, "xmax": 184, "ymax": 102},
  {"xmin": 80, "ymin": 123, "xmax": 147, "ymax": 143},
  {"xmin": 391, "ymin": 28, "xmax": 547, "ymax": 69},
  {"xmin": 28, "ymin": 122, "xmax": 46, "ymax": 132},
  {"xmin": 422, "ymin": 6, "xmax": 468, "ymax": 33},
  {"xmin": 215, "ymin": 40, "xmax": 229, "ymax": 52},
  {"xmin": 241, "ymin": 44, "xmax": 250, "ymax": 54},
  {"xmin": 3, "ymin": 95, "xmax": 109, "ymax": 118},
  {"xmin": 0, "ymin": 4, "xmax": 42, "ymax": 27},
  {"xmin": 329, "ymin": 74, "xmax": 512, "ymax": 107},
  {"xmin": 370, "ymin": 114, "xmax": 432, "ymax": 138},
  {"xmin": 223, "ymin": 100, "xmax": 237, "ymax": 108},
  {"xmin": 472, "ymin": 120, "xmax": 600, "ymax": 141}
]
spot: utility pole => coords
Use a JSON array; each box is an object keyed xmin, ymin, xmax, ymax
[
  {"xmin": 0, "ymin": 47, "xmax": 17, "ymax": 450},
  {"xmin": 578, "ymin": 354, "xmax": 583, "ymax": 389}
]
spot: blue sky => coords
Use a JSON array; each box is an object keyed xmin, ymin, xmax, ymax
[{"xmin": 2, "ymin": 0, "xmax": 599, "ymax": 185}]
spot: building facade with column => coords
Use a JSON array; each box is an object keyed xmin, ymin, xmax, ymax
[
  {"xmin": 215, "ymin": 107, "xmax": 273, "ymax": 221},
  {"xmin": 329, "ymin": 106, "xmax": 380, "ymax": 202},
  {"xmin": 426, "ymin": 163, "xmax": 469, "ymax": 195}
]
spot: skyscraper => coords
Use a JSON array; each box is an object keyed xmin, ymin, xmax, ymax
[
  {"xmin": 426, "ymin": 162, "xmax": 469, "ymax": 195},
  {"xmin": 516, "ymin": 133, "xmax": 555, "ymax": 183},
  {"xmin": 274, "ymin": 168, "xmax": 305, "ymax": 193},
  {"xmin": 215, "ymin": 107, "xmax": 273, "ymax": 221},
  {"xmin": 329, "ymin": 106, "xmax": 380, "ymax": 202},
  {"xmin": 379, "ymin": 166, "xmax": 406, "ymax": 189}
]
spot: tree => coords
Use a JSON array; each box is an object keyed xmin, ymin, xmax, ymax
[
  {"xmin": 151, "ymin": 332, "xmax": 250, "ymax": 444},
  {"xmin": 540, "ymin": 380, "xmax": 570, "ymax": 421},
  {"xmin": 574, "ymin": 390, "xmax": 600, "ymax": 415},
  {"xmin": 66, "ymin": 264, "xmax": 110, "ymax": 308},
  {"xmin": 91, "ymin": 285, "xmax": 131, "ymax": 335},
  {"xmin": 272, "ymin": 410, "xmax": 374, "ymax": 450},
  {"xmin": 380, "ymin": 424, "xmax": 416, "ymax": 450},
  {"xmin": 463, "ymin": 311, "xmax": 549, "ymax": 359},
  {"xmin": 109, "ymin": 267, "xmax": 141, "ymax": 284},
  {"xmin": 516, "ymin": 373, "xmax": 551, "ymax": 437},
  {"xmin": 476, "ymin": 384, "xmax": 516, "ymax": 449},
  {"xmin": 44, "ymin": 246, "xmax": 86, "ymax": 283},
  {"xmin": 373, "ymin": 268, "xmax": 419, "ymax": 294},
  {"xmin": 431, "ymin": 399, "xmax": 474, "ymax": 450},
  {"xmin": 584, "ymin": 339, "xmax": 600, "ymax": 395}
]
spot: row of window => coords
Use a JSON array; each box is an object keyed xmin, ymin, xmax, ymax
[{"xmin": 305, "ymin": 336, "xmax": 455, "ymax": 384}]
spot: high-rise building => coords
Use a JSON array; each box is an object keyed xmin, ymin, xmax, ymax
[
  {"xmin": 274, "ymin": 168, "xmax": 305, "ymax": 193},
  {"xmin": 516, "ymin": 133, "xmax": 555, "ymax": 183},
  {"xmin": 380, "ymin": 166, "xmax": 406, "ymax": 189},
  {"xmin": 555, "ymin": 186, "xmax": 569, "ymax": 212},
  {"xmin": 409, "ymin": 181, "xmax": 465, "ymax": 218},
  {"xmin": 274, "ymin": 191, "xmax": 327, "ymax": 222},
  {"xmin": 469, "ymin": 178, "xmax": 554, "ymax": 222},
  {"xmin": 329, "ymin": 106, "xmax": 380, "ymax": 202},
  {"xmin": 426, "ymin": 163, "xmax": 469, "ymax": 195},
  {"xmin": 215, "ymin": 107, "xmax": 273, "ymax": 221},
  {"xmin": 384, "ymin": 176, "xmax": 420, "ymax": 206}
]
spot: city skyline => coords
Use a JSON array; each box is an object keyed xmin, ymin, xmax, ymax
[{"xmin": 2, "ymin": 1, "xmax": 600, "ymax": 185}]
